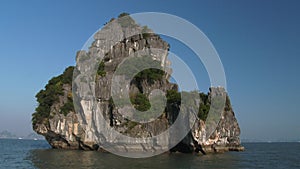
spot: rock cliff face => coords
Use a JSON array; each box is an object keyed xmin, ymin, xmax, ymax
[{"xmin": 33, "ymin": 14, "xmax": 244, "ymax": 154}]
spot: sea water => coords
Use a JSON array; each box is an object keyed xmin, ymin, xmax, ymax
[{"xmin": 0, "ymin": 139, "xmax": 299, "ymax": 169}]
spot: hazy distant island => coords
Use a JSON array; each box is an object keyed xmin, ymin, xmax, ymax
[
  {"xmin": 0, "ymin": 130, "xmax": 44, "ymax": 140},
  {"xmin": 31, "ymin": 13, "xmax": 244, "ymax": 155}
]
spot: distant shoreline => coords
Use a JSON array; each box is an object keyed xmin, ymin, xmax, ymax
[{"xmin": 0, "ymin": 138, "xmax": 45, "ymax": 140}]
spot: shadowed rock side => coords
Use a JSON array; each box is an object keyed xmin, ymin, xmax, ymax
[{"xmin": 32, "ymin": 14, "xmax": 244, "ymax": 154}]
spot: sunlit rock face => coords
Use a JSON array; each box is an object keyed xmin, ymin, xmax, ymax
[{"xmin": 33, "ymin": 15, "xmax": 244, "ymax": 154}]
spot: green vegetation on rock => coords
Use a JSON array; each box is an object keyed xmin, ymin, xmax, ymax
[
  {"xmin": 198, "ymin": 103, "xmax": 210, "ymax": 121},
  {"xmin": 117, "ymin": 56, "xmax": 165, "ymax": 82},
  {"xmin": 134, "ymin": 68, "xmax": 165, "ymax": 84},
  {"xmin": 166, "ymin": 89, "xmax": 181, "ymax": 104},
  {"xmin": 225, "ymin": 95, "xmax": 232, "ymax": 111},
  {"xmin": 165, "ymin": 90, "xmax": 211, "ymax": 121},
  {"xmin": 198, "ymin": 92, "xmax": 210, "ymax": 120},
  {"xmin": 130, "ymin": 93, "xmax": 151, "ymax": 111},
  {"xmin": 198, "ymin": 93, "xmax": 210, "ymax": 121},
  {"xmin": 32, "ymin": 66, "xmax": 74, "ymax": 128},
  {"xmin": 118, "ymin": 12, "xmax": 130, "ymax": 18},
  {"xmin": 97, "ymin": 61, "xmax": 106, "ymax": 77},
  {"xmin": 141, "ymin": 26, "xmax": 152, "ymax": 38},
  {"xmin": 117, "ymin": 12, "xmax": 137, "ymax": 28}
]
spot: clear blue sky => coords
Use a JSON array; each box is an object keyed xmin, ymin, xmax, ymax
[{"xmin": 0, "ymin": 0, "xmax": 299, "ymax": 141}]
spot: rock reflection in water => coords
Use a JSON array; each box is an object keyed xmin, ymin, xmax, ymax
[{"xmin": 27, "ymin": 149, "xmax": 239, "ymax": 169}]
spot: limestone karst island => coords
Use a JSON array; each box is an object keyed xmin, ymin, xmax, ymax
[{"xmin": 32, "ymin": 13, "xmax": 244, "ymax": 155}]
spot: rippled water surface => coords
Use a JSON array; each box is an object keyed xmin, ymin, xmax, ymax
[{"xmin": 0, "ymin": 139, "xmax": 299, "ymax": 169}]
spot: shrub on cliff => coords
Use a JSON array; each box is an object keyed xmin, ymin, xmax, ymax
[
  {"xmin": 130, "ymin": 93, "xmax": 151, "ymax": 111},
  {"xmin": 134, "ymin": 68, "xmax": 165, "ymax": 83},
  {"xmin": 32, "ymin": 66, "xmax": 74, "ymax": 128},
  {"xmin": 117, "ymin": 12, "xmax": 137, "ymax": 28},
  {"xmin": 166, "ymin": 89, "xmax": 181, "ymax": 104},
  {"xmin": 198, "ymin": 103, "xmax": 210, "ymax": 121},
  {"xmin": 97, "ymin": 61, "xmax": 106, "ymax": 77}
]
